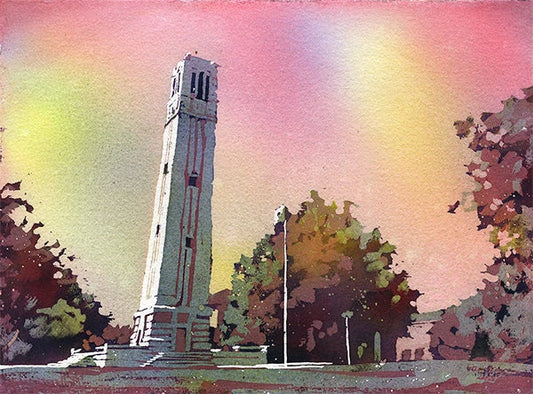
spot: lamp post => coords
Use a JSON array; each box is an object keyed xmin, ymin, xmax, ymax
[
  {"xmin": 341, "ymin": 310, "xmax": 353, "ymax": 365},
  {"xmin": 274, "ymin": 205, "xmax": 289, "ymax": 366}
]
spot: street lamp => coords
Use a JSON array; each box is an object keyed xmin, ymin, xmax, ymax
[
  {"xmin": 341, "ymin": 310, "xmax": 353, "ymax": 365},
  {"xmin": 274, "ymin": 205, "xmax": 289, "ymax": 366}
]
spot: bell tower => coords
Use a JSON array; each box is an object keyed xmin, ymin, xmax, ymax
[{"xmin": 131, "ymin": 54, "xmax": 218, "ymax": 353}]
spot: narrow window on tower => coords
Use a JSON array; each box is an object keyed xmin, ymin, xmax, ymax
[
  {"xmin": 185, "ymin": 237, "xmax": 193, "ymax": 248},
  {"xmin": 205, "ymin": 75, "xmax": 210, "ymax": 101},
  {"xmin": 171, "ymin": 78, "xmax": 176, "ymax": 97},
  {"xmin": 176, "ymin": 72, "xmax": 181, "ymax": 94},
  {"xmin": 190, "ymin": 72, "xmax": 196, "ymax": 94},
  {"xmin": 163, "ymin": 163, "xmax": 168, "ymax": 174},
  {"xmin": 188, "ymin": 172, "xmax": 198, "ymax": 187},
  {"xmin": 156, "ymin": 224, "xmax": 160, "ymax": 236},
  {"xmin": 197, "ymin": 72, "xmax": 204, "ymax": 100}
]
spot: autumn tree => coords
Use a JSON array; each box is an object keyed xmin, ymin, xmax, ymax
[
  {"xmin": 0, "ymin": 182, "xmax": 131, "ymax": 364},
  {"xmin": 221, "ymin": 191, "xmax": 420, "ymax": 364},
  {"xmin": 429, "ymin": 87, "xmax": 532, "ymax": 363},
  {"xmin": 219, "ymin": 237, "xmax": 283, "ymax": 351}
]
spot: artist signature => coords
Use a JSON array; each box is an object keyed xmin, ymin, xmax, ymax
[{"xmin": 466, "ymin": 365, "xmax": 530, "ymax": 381}]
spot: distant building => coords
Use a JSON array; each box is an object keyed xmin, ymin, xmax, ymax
[
  {"xmin": 131, "ymin": 54, "xmax": 218, "ymax": 353},
  {"xmin": 207, "ymin": 289, "xmax": 231, "ymax": 348},
  {"xmin": 396, "ymin": 311, "xmax": 442, "ymax": 361}
]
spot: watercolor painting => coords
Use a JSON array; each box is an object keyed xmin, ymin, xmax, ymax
[{"xmin": 0, "ymin": 1, "xmax": 531, "ymax": 392}]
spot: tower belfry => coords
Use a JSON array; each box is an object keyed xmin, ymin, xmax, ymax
[{"xmin": 131, "ymin": 54, "xmax": 218, "ymax": 354}]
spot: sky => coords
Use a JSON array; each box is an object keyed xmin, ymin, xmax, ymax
[{"xmin": 1, "ymin": 1, "xmax": 531, "ymax": 325}]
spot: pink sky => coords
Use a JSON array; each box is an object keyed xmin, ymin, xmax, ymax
[{"xmin": 1, "ymin": 1, "xmax": 531, "ymax": 324}]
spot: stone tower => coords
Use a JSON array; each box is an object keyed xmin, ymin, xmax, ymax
[{"xmin": 131, "ymin": 54, "xmax": 217, "ymax": 353}]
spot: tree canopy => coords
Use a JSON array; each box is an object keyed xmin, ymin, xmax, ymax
[
  {"xmin": 219, "ymin": 191, "xmax": 420, "ymax": 364},
  {"xmin": 429, "ymin": 87, "xmax": 532, "ymax": 363},
  {"xmin": 0, "ymin": 182, "xmax": 131, "ymax": 364}
]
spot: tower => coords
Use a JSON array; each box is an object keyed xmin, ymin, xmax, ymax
[{"xmin": 131, "ymin": 54, "xmax": 218, "ymax": 353}]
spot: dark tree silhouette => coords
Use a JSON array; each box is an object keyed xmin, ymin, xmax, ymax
[
  {"xmin": 220, "ymin": 191, "xmax": 420, "ymax": 364},
  {"xmin": 429, "ymin": 87, "xmax": 533, "ymax": 363},
  {"xmin": 0, "ymin": 182, "xmax": 131, "ymax": 364}
]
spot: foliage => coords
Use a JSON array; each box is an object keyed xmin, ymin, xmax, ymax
[
  {"xmin": 219, "ymin": 238, "xmax": 282, "ymax": 348},
  {"xmin": 25, "ymin": 299, "xmax": 86, "ymax": 339},
  {"xmin": 429, "ymin": 87, "xmax": 533, "ymax": 363},
  {"xmin": 82, "ymin": 324, "xmax": 134, "ymax": 351},
  {"xmin": 0, "ymin": 182, "xmax": 121, "ymax": 364},
  {"xmin": 220, "ymin": 191, "xmax": 420, "ymax": 363}
]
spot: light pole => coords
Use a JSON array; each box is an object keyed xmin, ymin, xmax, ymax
[
  {"xmin": 341, "ymin": 310, "xmax": 353, "ymax": 365},
  {"xmin": 274, "ymin": 205, "xmax": 289, "ymax": 366}
]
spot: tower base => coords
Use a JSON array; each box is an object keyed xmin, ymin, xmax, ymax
[{"xmin": 131, "ymin": 304, "xmax": 213, "ymax": 353}]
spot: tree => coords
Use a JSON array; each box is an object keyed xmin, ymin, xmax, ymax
[
  {"xmin": 429, "ymin": 87, "xmax": 533, "ymax": 363},
  {"xmin": 220, "ymin": 238, "xmax": 283, "ymax": 350},
  {"xmin": 0, "ymin": 182, "xmax": 130, "ymax": 363},
  {"xmin": 221, "ymin": 191, "xmax": 420, "ymax": 364}
]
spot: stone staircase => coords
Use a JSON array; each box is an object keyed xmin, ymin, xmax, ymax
[
  {"xmin": 104, "ymin": 345, "xmax": 213, "ymax": 368},
  {"xmin": 48, "ymin": 344, "xmax": 108, "ymax": 368},
  {"xmin": 147, "ymin": 351, "xmax": 213, "ymax": 368}
]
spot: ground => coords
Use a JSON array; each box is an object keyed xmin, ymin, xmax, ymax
[{"xmin": 0, "ymin": 361, "xmax": 531, "ymax": 393}]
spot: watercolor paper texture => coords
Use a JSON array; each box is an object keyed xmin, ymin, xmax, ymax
[{"xmin": 0, "ymin": 0, "xmax": 531, "ymax": 392}]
